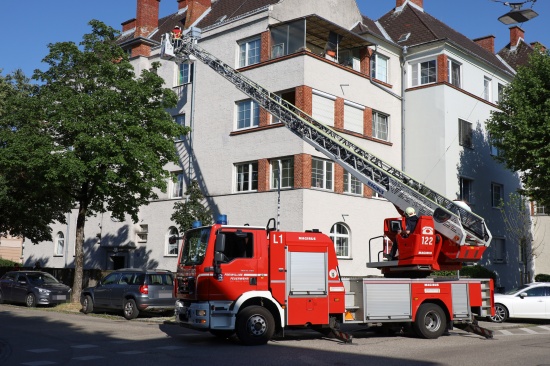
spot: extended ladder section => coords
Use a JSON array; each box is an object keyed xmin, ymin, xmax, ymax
[{"xmin": 160, "ymin": 30, "xmax": 491, "ymax": 248}]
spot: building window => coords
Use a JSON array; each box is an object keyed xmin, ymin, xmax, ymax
[
  {"xmin": 494, "ymin": 238, "xmax": 506, "ymax": 263},
  {"xmin": 459, "ymin": 119, "xmax": 472, "ymax": 148},
  {"xmin": 237, "ymin": 99, "xmax": 260, "ymax": 130},
  {"xmin": 483, "ymin": 76, "xmax": 492, "ymax": 101},
  {"xmin": 373, "ymin": 111, "xmax": 389, "ymax": 141},
  {"xmin": 311, "ymin": 158, "xmax": 333, "ymax": 190},
  {"xmin": 330, "ymin": 223, "xmax": 350, "ymax": 258},
  {"xmin": 239, "ymin": 37, "xmax": 261, "ymax": 67},
  {"xmin": 271, "ymin": 158, "xmax": 294, "ymax": 189},
  {"xmin": 489, "ymin": 134, "xmax": 501, "ymax": 156},
  {"xmin": 459, "ymin": 177, "xmax": 473, "ymax": 204},
  {"xmin": 312, "ymin": 90, "xmax": 336, "ymax": 127},
  {"xmin": 536, "ymin": 204, "xmax": 546, "ymax": 215},
  {"xmin": 178, "ymin": 63, "xmax": 192, "ymax": 85},
  {"xmin": 271, "ymin": 90, "xmax": 296, "ymax": 124},
  {"xmin": 497, "ymin": 83, "xmax": 505, "ymax": 103},
  {"xmin": 166, "ymin": 227, "xmax": 179, "ymax": 256},
  {"xmin": 372, "ymin": 53, "xmax": 389, "ymax": 83},
  {"xmin": 137, "ymin": 224, "xmax": 148, "ymax": 243},
  {"xmin": 344, "ymin": 101, "xmax": 364, "ymax": 134},
  {"xmin": 411, "ymin": 60, "xmax": 436, "ymax": 86},
  {"xmin": 172, "ymin": 171, "xmax": 184, "ymax": 198},
  {"xmin": 55, "ymin": 232, "xmax": 64, "ymax": 256},
  {"xmin": 344, "ymin": 171, "xmax": 362, "ymax": 195},
  {"xmin": 174, "ymin": 114, "xmax": 186, "ymax": 141},
  {"xmin": 236, "ymin": 162, "xmax": 258, "ymax": 192},
  {"xmin": 491, "ymin": 183, "xmax": 503, "ymax": 208},
  {"xmin": 448, "ymin": 59, "xmax": 461, "ymax": 87}
]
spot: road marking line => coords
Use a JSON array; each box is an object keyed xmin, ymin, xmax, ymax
[
  {"xmin": 27, "ymin": 348, "xmax": 57, "ymax": 353},
  {"xmin": 519, "ymin": 328, "xmax": 538, "ymax": 334},
  {"xmin": 539, "ymin": 326, "xmax": 550, "ymax": 331},
  {"xmin": 498, "ymin": 329, "xmax": 513, "ymax": 335},
  {"xmin": 71, "ymin": 344, "xmax": 99, "ymax": 349}
]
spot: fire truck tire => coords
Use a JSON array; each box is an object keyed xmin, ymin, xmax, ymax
[
  {"xmin": 236, "ymin": 306, "xmax": 275, "ymax": 346},
  {"xmin": 210, "ymin": 329, "xmax": 235, "ymax": 339},
  {"xmin": 123, "ymin": 299, "xmax": 140, "ymax": 320},
  {"xmin": 489, "ymin": 303, "xmax": 508, "ymax": 323},
  {"xmin": 82, "ymin": 295, "xmax": 94, "ymax": 314},
  {"xmin": 413, "ymin": 303, "xmax": 446, "ymax": 339}
]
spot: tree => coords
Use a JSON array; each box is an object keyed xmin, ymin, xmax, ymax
[
  {"xmin": 171, "ymin": 180, "xmax": 213, "ymax": 233},
  {"xmin": 0, "ymin": 70, "xmax": 72, "ymax": 242},
  {"xmin": 486, "ymin": 47, "xmax": 550, "ymax": 207},
  {"xmin": 26, "ymin": 20, "xmax": 188, "ymax": 303}
]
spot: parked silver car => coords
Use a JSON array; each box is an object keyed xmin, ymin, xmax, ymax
[
  {"xmin": 80, "ymin": 268, "xmax": 175, "ymax": 320},
  {"xmin": 489, "ymin": 282, "xmax": 550, "ymax": 322},
  {"xmin": 0, "ymin": 271, "xmax": 72, "ymax": 307}
]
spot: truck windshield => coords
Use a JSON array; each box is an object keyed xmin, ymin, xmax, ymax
[{"xmin": 180, "ymin": 228, "xmax": 210, "ymax": 265}]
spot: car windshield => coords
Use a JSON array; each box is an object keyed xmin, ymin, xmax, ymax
[
  {"xmin": 504, "ymin": 284, "xmax": 530, "ymax": 295},
  {"xmin": 26, "ymin": 273, "xmax": 60, "ymax": 285},
  {"xmin": 181, "ymin": 228, "xmax": 210, "ymax": 265}
]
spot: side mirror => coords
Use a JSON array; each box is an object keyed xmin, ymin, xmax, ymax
[
  {"xmin": 519, "ymin": 292, "xmax": 528, "ymax": 298},
  {"xmin": 215, "ymin": 232, "xmax": 226, "ymax": 253},
  {"xmin": 390, "ymin": 220, "xmax": 402, "ymax": 232}
]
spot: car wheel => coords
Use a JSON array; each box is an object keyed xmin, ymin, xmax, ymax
[
  {"xmin": 123, "ymin": 299, "xmax": 139, "ymax": 320},
  {"xmin": 412, "ymin": 303, "xmax": 446, "ymax": 339},
  {"xmin": 235, "ymin": 305, "xmax": 275, "ymax": 346},
  {"xmin": 82, "ymin": 295, "xmax": 94, "ymax": 314},
  {"xmin": 489, "ymin": 303, "xmax": 508, "ymax": 323},
  {"xmin": 25, "ymin": 293, "xmax": 37, "ymax": 308}
]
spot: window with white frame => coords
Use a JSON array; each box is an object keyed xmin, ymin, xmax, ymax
[
  {"xmin": 166, "ymin": 227, "xmax": 179, "ymax": 256},
  {"xmin": 55, "ymin": 232, "xmax": 64, "ymax": 256},
  {"xmin": 271, "ymin": 158, "xmax": 294, "ymax": 189},
  {"xmin": 459, "ymin": 119, "xmax": 472, "ymax": 148},
  {"xmin": 497, "ymin": 83, "xmax": 505, "ymax": 103},
  {"xmin": 239, "ymin": 37, "xmax": 261, "ymax": 67},
  {"xmin": 491, "ymin": 183, "xmax": 503, "ymax": 208},
  {"xmin": 494, "ymin": 238, "xmax": 506, "ymax": 263},
  {"xmin": 344, "ymin": 171, "xmax": 362, "ymax": 195},
  {"xmin": 237, "ymin": 99, "xmax": 260, "ymax": 130},
  {"xmin": 490, "ymin": 134, "xmax": 501, "ymax": 156},
  {"xmin": 311, "ymin": 158, "xmax": 333, "ymax": 190},
  {"xmin": 312, "ymin": 90, "xmax": 335, "ymax": 127},
  {"xmin": 236, "ymin": 162, "xmax": 258, "ymax": 192},
  {"xmin": 371, "ymin": 53, "xmax": 389, "ymax": 83},
  {"xmin": 536, "ymin": 204, "xmax": 546, "ymax": 215},
  {"xmin": 330, "ymin": 223, "xmax": 350, "ymax": 258},
  {"xmin": 448, "ymin": 58, "xmax": 461, "ymax": 87},
  {"xmin": 172, "ymin": 171, "xmax": 184, "ymax": 198},
  {"xmin": 344, "ymin": 101, "xmax": 364, "ymax": 134},
  {"xmin": 178, "ymin": 63, "xmax": 192, "ymax": 85},
  {"xmin": 459, "ymin": 177, "xmax": 473, "ymax": 204},
  {"xmin": 174, "ymin": 114, "xmax": 186, "ymax": 141},
  {"xmin": 373, "ymin": 111, "xmax": 389, "ymax": 141},
  {"xmin": 483, "ymin": 76, "xmax": 492, "ymax": 101},
  {"xmin": 411, "ymin": 60, "xmax": 436, "ymax": 86}
]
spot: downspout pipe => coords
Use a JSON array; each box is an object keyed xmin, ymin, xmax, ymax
[{"xmin": 401, "ymin": 45, "xmax": 408, "ymax": 172}]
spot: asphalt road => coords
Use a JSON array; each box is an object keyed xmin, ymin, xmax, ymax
[{"xmin": 1, "ymin": 304, "xmax": 549, "ymax": 366}]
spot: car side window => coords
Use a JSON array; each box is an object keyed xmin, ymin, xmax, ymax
[
  {"xmin": 102, "ymin": 273, "xmax": 120, "ymax": 285},
  {"xmin": 118, "ymin": 273, "xmax": 133, "ymax": 285},
  {"xmin": 525, "ymin": 287, "xmax": 546, "ymax": 297},
  {"xmin": 133, "ymin": 274, "xmax": 145, "ymax": 285}
]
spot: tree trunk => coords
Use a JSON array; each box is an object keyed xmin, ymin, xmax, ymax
[{"xmin": 71, "ymin": 202, "xmax": 87, "ymax": 304}]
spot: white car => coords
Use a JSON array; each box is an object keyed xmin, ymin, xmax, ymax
[{"xmin": 490, "ymin": 282, "xmax": 550, "ymax": 323}]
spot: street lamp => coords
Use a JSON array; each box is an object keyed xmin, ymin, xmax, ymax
[{"xmin": 496, "ymin": 1, "xmax": 539, "ymax": 25}]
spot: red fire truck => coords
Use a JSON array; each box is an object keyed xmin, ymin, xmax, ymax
[{"xmin": 163, "ymin": 30, "xmax": 494, "ymax": 345}]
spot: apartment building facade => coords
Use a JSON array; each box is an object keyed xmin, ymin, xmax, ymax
[{"xmin": 23, "ymin": 0, "xmax": 540, "ymax": 291}]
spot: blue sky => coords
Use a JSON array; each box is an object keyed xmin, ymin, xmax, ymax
[{"xmin": 1, "ymin": 0, "xmax": 548, "ymax": 77}]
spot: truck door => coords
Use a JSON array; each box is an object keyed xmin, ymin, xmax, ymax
[{"xmin": 210, "ymin": 230, "xmax": 258, "ymax": 301}]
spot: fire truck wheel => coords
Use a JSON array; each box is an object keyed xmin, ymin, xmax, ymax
[
  {"xmin": 236, "ymin": 306, "xmax": 275, "ymax": 346},
  {"xmin": 413, "ymin": 303, "xmax": 446, "ymax": 339},
  {"xmin": 489, "ymin": 303, "xmax": 508, "ymax": 323},
  {"xmin": 210, "ymin": 329, "xmax": 235, "ymax": 339},
  {"xmin": 82, "ymin": 295, "xmax": 94, "ymax": 314},
  {"xmin": 123, "ymin": 299, "xmax": 140, "ymax": 320}
]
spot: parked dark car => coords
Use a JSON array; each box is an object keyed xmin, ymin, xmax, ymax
[
  {"xmin": 0, "ymin": 271, "xmax": 72, "ymax": 307},
  {"xmin": 80, "ymin": 268, "xmax": 175, "ymax": 320}
]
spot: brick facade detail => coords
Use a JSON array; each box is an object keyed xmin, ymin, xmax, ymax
[
  {"xmin": 294, "ymin": 154, "xmax": 312, "ymax": 189},
  {"xmin": 257, "ymin": 159, "xmax": 270, "ymax": 192},
  {"xmin": 295, "ymin": 85, "xmax": 313, "ymax": 115},
  {"xmin": 437, "ymin": 54, "xmax": 448, "ymax": 83},
  {"xmin": 334, "ymin": 164, "xmax": 344, "ymax": 194},
  {"xmin": 364, "ymin": 107, "xmax": 373, "ymax": 136},
  {"xmin": 335, "ymin": 98, "xmax": 344, "ymax": 130},
  {"xmin": 261, "ymin": 31, "xmax": 271, "ymax": 63}
]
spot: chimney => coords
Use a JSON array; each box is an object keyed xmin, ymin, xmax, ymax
[
  {"xmin": 122, "ymin": 18, "xmax": 136, "ymax": 32},
  {"xmin": 396, "ymin": 0, "xmax": 423, "ymax": 8},
  {"xmin": 473, "ymin": 35, "xmax": 495, "ymax": 53},
  {"xmin": 135, "ymin": 0, "xmax": 160, "ymax": 38},
  {"xmin": 180, "ymin": 0, "xmax": 211, "ymax": 28},
  {"xmin": 530, "ymin": 42, "xmax": 546, "ymax": 52},
  {"xmin": 509, "ymin": 26, "xmax": 524, "ymax": 48}
]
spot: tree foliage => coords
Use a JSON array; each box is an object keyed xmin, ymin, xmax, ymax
[
  {"xmin": 1, "ymin": 20, "xmax": 189, "ymax": 302},
  {"xmin": 486, "ymin": 47, "xmax": 550, "ymax": 206},
  {"xmin": 171, "ymin": 180, "xmax": 213, "ymax": 233}
]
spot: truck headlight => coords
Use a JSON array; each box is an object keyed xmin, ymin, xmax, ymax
[{"xmin": 196, "ymin": 310, "xmax": 207, "ymax": 317}]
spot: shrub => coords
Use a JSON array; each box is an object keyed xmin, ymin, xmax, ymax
[
  {"xmin": 459, "ymin": 265, "xmax": 497, "ymax": 281},
  {"xmin": 0, "ymin": 258, "xmax": 19, "ymax": 267},
  {"xmin": 535, "ymin": 273, "xmax": 550, "ymax": 282}
]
